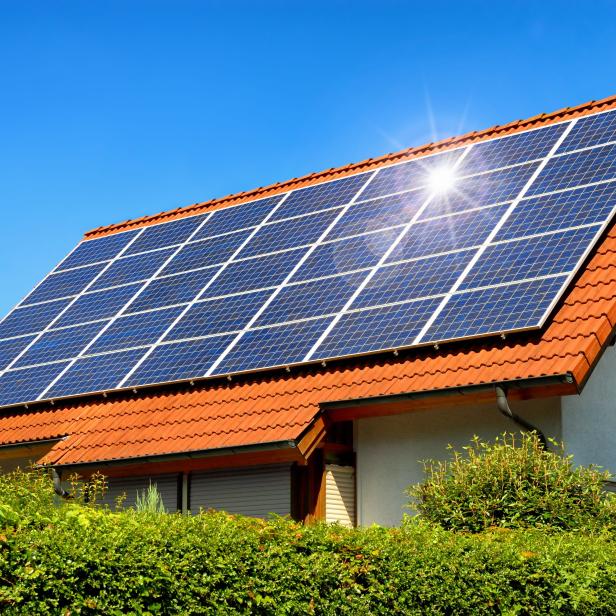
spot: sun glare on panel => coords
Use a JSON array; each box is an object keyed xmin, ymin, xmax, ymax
[{"xmin": 427, "ymin": 165, "xmax": 457, "ymax": 195}]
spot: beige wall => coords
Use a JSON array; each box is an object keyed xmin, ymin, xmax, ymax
[
  {"xmin": 355, "ymin": 397, "xmax": 562, "ymax": 526},
  {"xmin": 0, "ymin": 442, "xmax": 55, "ymax": 474},
  {"xmin": 563, "ymin": 345, "xmax": 616, "ymax": 476}
]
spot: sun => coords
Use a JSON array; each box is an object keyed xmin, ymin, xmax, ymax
[{"xmin": 427, "ymin": 166, "xmax": 457, "ymax": 195}]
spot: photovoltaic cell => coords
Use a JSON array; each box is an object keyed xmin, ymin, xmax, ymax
[
  {"xmin": 422, "ymin": 277, "xmax": 567, "ymax": 343},
  {"xmin": 313, "ymin": 298, "xmax": 441, "ymax": 360},
  {"xmin": 212, "ymin": 317, "xmax": 331, "ymax": 375},
  {"xmin": 128, "ymin": 268, "xmax": 217, "ymax": 313},
  {"xmin": 356, "ymin": 250, "xmax": 476, "ymax": 309},
  {"xmin": 559, "ymin": 109, "xmax": 616, "ymax": 153},
  {"xmin": 88, "ymin": 307, "xmax": 185, "ymax": 354},
  {"xmin": 460, "ymin": 226, "xmax": 598, "ymax": 290},
  {"xmin": 57, "ymin": 230, "xmax": 139, "ymax": 271},
  {"xmin": 167, "ymin": 290, "xmax": 271, "ymax": 341},
  {"xmin": 360, "ymin": 149, "xmax": 462, "ymax": 201},
  {"xmin": 457, "ymin": 123, "xmax": 566, "ymax": 175},
  {"xmin": 421, "ymin": 162, "xmax": 538, "ymax": 219},
  {"xmin": 0, "ymin": 362, "xmax": 70, "ymax": 407},
  {"xmin": 14, "ymin": 321, "xmax": 104, "ymax": 368},
  {"xmin": 529, "ymin": 142, "xmax": 616, "ymax": 196},
  {"xmin": 271, "ymin": 174, "xmax": 368, "ymax": 220},
  {"xmin": 239, "ymin": 209, "xmax": 338, "ymax": 258},
  {"xmin": 91, "ymin": 248, "xmax": 176, "ymax": 291},
  {"xmin": 125, "ymin": 335, "xmax": 236, "ymax": 386},
  {"xmin": 22, "ymin": 262, "xmax": 106, "ymax": 305},
  {"xmin": 291, "ymin": 229, "xmax": 396, "ymax": 282},
  {"xmin": 160, "ymin": 230, "xmax": 251, "ymax": 276},
  {"xmin": 0, "ymin": 336, "xmax": 37, "ymax": 371},
  {"xmin": 54, "ymin": 284, "xmax": 142, "ymax": 328},
  {"xmin": 0, "ymin": 299, "xmax": 71, "ymax": 339},
  {"xmin": 329, "ymin": 191, "xmax": 426, "ymax": 241},
  {"xmin": 46, "ymin": 349, "xmax": 147, "ymax": 399},
  {"xmin": 194, "ymin": 195, "xmax": 282, "ymax": 239},
  {"xmin": 200, "ymin": 248, "xmax": 304, "ymax": 299},
  {"xmin": 125, "ymin": 214, "xmax": 207, "ymax": 255},
  {"xmin": 255, "ymin": 272, "xmax": 365, "ymax": 327},
  {"xmin": 497, "ymin": 182, "xmax": 616, "ymax": 241},
  {"xmin": 387, "ymin": 204, "xmax": 508, "ymax": 262}
]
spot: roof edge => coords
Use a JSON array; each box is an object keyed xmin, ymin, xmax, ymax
[
  {"xmin": 323, "ymin": 373, "xmax": 576, "ymax": 417},
  {"xmin": 85, "ymin": 94, "xmax": 616, "ymax": 239},
  {"xmin": 41, "ymin": 438, "xmax": 299, "ymax": 470}
]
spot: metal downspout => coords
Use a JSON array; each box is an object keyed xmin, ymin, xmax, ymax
[
  {"xmin": 51, "ymin": 468, "xmax": 71, "ymax": 499},
  {"xmin": 495, "ymin": 386, "xmax": 548, "ymax": 449}
]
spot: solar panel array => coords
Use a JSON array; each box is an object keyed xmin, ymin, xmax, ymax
[{"xmin": 2, "ymin": 108, "xmax": 616, "ymax": 408}]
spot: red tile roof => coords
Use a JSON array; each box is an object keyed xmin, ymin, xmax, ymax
[{"xmin": 3, "ymin": 95, "xmax": 616, "ymax": 469}]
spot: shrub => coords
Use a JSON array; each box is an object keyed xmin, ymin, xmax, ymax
[
  {"xmin": 135, "ymin": 483, "xmax": 167, "ymax": 514},
  {"xmin": 0, "ymin": 465, "xmax": 615, "ymax": 613},
  {"xmin": 408, "ymin": 432, "xmax": 616, "ymax": 532}
]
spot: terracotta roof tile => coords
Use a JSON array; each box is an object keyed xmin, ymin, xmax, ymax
[{"xmin": 2, "ymin": 96, "xmax": 616, "ymax": 467}]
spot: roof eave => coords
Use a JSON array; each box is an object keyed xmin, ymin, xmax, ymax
[{"xmin": 322, "ymin": 373, "xmax": 576, "ymax": 422}]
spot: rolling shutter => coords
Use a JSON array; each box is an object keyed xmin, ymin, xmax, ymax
[
  {"xmin": 100, "ymin": 474, "xmax": 178, "ymax": 512},
  {"xmin": 325, "ymin": 464, "xmax": 355, "ymax": 527},
  {"xmin": 190, "ymin": 465, "xmax": 291, "ymax": 518}
]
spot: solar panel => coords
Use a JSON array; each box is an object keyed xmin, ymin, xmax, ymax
[{"xmin": 1, "ymin": 108, "xmax": 616, "ymax": 407}]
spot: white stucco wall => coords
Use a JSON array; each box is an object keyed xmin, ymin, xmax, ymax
[
  {"xmin": 562, "ymin": 345, "xmax": 616, "ymax": 475},
  {"xmin": 355, "ymin": 397, "xmax": 561, "ymax": 526}
]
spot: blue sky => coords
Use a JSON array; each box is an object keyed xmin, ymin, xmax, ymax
[{"xmin": 1, "ymin": 0, "xmax": 615, "ymax": 315}]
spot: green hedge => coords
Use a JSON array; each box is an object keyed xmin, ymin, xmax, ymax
[{"xmin": 0, "ymin": 471, "xmax": 615, "ymax": 614}]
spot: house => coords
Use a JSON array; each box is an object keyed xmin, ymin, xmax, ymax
[{"xmin": 1, "ymin": 95, "xmax": 616, "ymax": 526}]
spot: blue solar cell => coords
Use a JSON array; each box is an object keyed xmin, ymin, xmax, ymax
[
  {"xmin": 212, "ymin": 317, "xmax": 331, "ymax": 375},
  {"xmin": 57, "ymin": 230, "xmax": 139, "ymax": 271},
  {"xmin": 271, "ymin": 174, "xmax": 368, "ymax": 221},
  {"xmin": 54, "ymin": 283, "xmax": 141, "ymax": 328},
  {"xmin": 14, "ymin": 321, "xmax": 104, "ymax": 368},
  {"xmin": 421, "ymin": 276, "xmax": 567, "ymax": 343},
  {"xmin": 460, "ymin": 226, "xmax": 598, "ymax": 291},
  {"xmin": 255, "ymin": 272, "xmax": 365, "ymax": 327},
  {"xmin": 193, "ymin": 196, "xmax": 282, "ymax": 239},
  {"xmin": 329, "ymin": 190, "xmax": 426, "ymax": 241},
  {"xmin": 360, "ymin": 149, "xmax": 462, "ymax": 201},
  {"xmin": 497, "ymin": 182, "xmax": 616, "ymax": 242},
  {"xmin": 125, "ymin": 334, "xmax": 236, "ymax": 386},
  {"xmin": 291, "ymin": 229, "xmax": 396, "ymax": 282},
  {"xmin": 313, "ymin": 298, "xmax": 441, "ymax": 360},
  {"xmin": 388, "ymin": 204, "xmax": 508, "ymax": 262},
  {"xmin": 0, "ymin": 362, "xmax": 70, "ymax": 406},
  {"xmin": 125, "ymin": 215, "xmax": 207, "ymax": 255},
  {"xmin": 356, "ymin": 249, "xmax": 476, "ymax": 309},
  {"xmin": 457, "ymin": 123, "xmax": 567, "ymax": 175},
  {"xmin": 240, "ymin": 209, "xmax": 338, "ymax": 258},
  {"xmin": 88, "ymin": 307, "xmax": 184, "ymax": 354},
  {"xmin": 201, "ymin": 248, "xmax": 305, "ymax": 299},
  {"xmin": 0, "ymin": 336, "xmax": 37, "ymax": 371},
  {"xmin": 528, "ymin": 143, "xmax": 616, "ymax": 196},
  {"xmin": 46, "ymin": 349, "xmax": 147, "ymax": 399},
  {"xmin": 420, "ymin": 162, "xmax": 538, "ymax": 219},
  {"xmin": 22, "ymin": 263, "xmax": 107, "ymax": 305},
  {"xmin": 559, "ymin": 110, "xmax": 616, "ymax": 153},
  {"xmin": 91, "ymin": 248, "xmax": 175, "ymax": 291},
  {"xmin": 128, "ymin": 267, "xmax": 217, "ymax": 313},
  {"xmin": 0, "ymin": 298, "xmax": 71, "ymax": 339},
  {"xmin": 167, "ymin": 289, "xmax": 270, "ymax": 341},
  {"xmin": 161, "ymin": 230, "xmax": 250, "ymax": 276}
]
